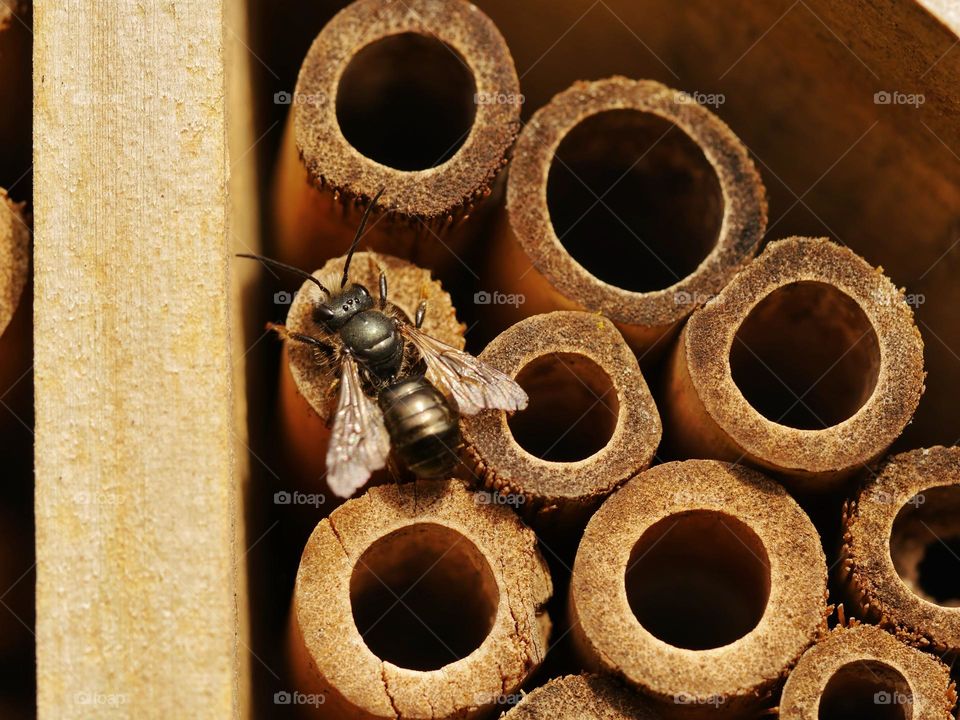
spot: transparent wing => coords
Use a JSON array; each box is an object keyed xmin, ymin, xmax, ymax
[
  {"xmin": 402, "ymin": 325, "xmax": 529, "ymax": 415},
  {"xmin": 326, "ymin": 354, "xmax": 391, "ymax": 498}
]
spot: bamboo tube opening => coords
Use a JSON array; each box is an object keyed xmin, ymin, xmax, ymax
[
  {"xmin": 289, "ymin": 480, "xmax": 552, "ymax": 719},
  {"xmin": 490, "ymin": 77, "xmax": 766, "ymax": 355},
  {"xmin": 729, "ymin": 281, "xmax": 881, "ymax": 430},
  {"xmin": 817, "ymin": 661, "xmax": 911, "ymax": 720},
  {"xmin": 569, "ymin": 460, "xmax": 828, "ymax": 716},
  {"xmin": 0, "ymin": 189, "xmax": 28, "ymax": 339},
  {"xmin": 890, "ymin": 485, "xmax": 960, "ymax": 607},
  {"xmin": 349, "ymin": 522, "xmax": 499, "ymax": 671},
  {"xmin": 625, "ymin": 510, "xmax": 770, "ymax": 651},
  {"xmin": 547, "ymin": 109, "xmax": 723, "ymax": 293},
  {"xmin": 665, "ymin": 237, "xmax": 924, "ymax": 487},
  {"xmin": 507, "ymin": 352, "xmax": 619, "ymax": 462},
  {"xmin": 335, "ymin": 33, "xmax": 477, "ymax": 171},
  {"xmin": 779, "ymin": 624, "xmax": 954, "ymax": 720},
  {"xmin": 841, "ymin": 447, "xmax": 960, "ymax": 654},
  {"xmin": 462, "ymin": 311, "xmax": 661, "ymax": 536}
]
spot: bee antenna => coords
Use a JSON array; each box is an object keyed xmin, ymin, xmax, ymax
[
  {"xmin": 341, "ymin": 186, "xmax": 386, "ymax": 289},
  {"xmin": 235, "ymin": 253, "xmax": 330, "ymax": 296}
]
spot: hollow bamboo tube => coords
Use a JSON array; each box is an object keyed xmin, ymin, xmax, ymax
[
  {"xmin": 569, "ymin": 459, "xmax": 828, "ymax": 718},
  {"xmin": 502, "ymin": 674, "xmax": 657, "ymax": 719},
  {"xmin": 485, "ymin": 77, "xmax": 767, "ymax": 356},
  {"xmin": 462, "ymin": 310, "xmax": 661, "ymax": 536},
  {"xmin": 779, "ymin": 624, "xmax": 956, "ymax": 719},
  {"xmin": 278, "ymin": 252, "xmax": 464, "ymax": 492},
  {"xmin": 664, "ymin": 237, "xmax": 925, "ymax": 490},
  {"xmin": 272, "ymin": 0, "xmax": 520, "ymax": 276},
  {"xmin": 288, "ymin": 478, "xmax": 552, "ymax": 719},
  {"xmin": 840, "ymin": 446, "xmax": 960, "ymax": 655}
]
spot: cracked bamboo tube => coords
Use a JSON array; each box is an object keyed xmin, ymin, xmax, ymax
[
  {"xmin": 841, "ymin": 446, "xmax": 960, "ymax": 655},
  {"xmin": 277, "ymin": 251, "xmax": 464, "ymax": 493},
  {"xmin": 502, "ymin": 674, "xmax": 657, "ymax": 719},
  {"xmin": 485, "ymin": 77, "xmax": 767, "ymax": 356},
  {"xmin": 462, "ymin": 310, "xmax": 661, "ymax": 537},
  {"xmin": 272, "ymin": 0, "xmax": 520, "ymax": 276},
  {"xmin": 569, "ymin": 459, "xmax": 828, "ymax": 718},
  {"xmin": 288, "ymin": 479, "xmax": 552, "ymax": 719},
  {"xmin": 779, "ymin": 623, "xmax": 956, "ymax": 719},
  {"xmin": 664, "ymin": 237, "xmax": 925, "ymax": 491}
]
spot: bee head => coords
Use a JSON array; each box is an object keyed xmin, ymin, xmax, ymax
[{"xmin": 313, "ymin": 283, "xmax": 374, "ymax": 329}]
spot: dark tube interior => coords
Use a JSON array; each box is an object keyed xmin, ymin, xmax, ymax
[
  {"xmin": 547, "ymin": 109, "xmax": 723, "ymax": 292},
  {"xmin": 817, "ymin": 661, "xmax": 911, "ymax": 720}
]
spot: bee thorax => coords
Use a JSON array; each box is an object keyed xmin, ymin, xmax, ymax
[{"xmin": 340, "ymin": 309, "xmax": 403, "ymax": 377}]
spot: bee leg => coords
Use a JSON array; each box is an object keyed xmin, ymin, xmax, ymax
[
  {"xmin": 266, "ymin": 322, "xmax": 332, "ymax": 351},
  {"xmin": 415, "ymin": 300, "xmax": 427, "ymax": 329},
  {"xmin": 379, "ymin": 271, "xmax": 388, "ymax": 310}
]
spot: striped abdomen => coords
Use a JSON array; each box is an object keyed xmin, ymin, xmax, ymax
[{"xmin": 378, "ymin": 377, "xmax": 460, "ymax": 477}]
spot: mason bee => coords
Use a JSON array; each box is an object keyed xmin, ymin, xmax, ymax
[{"xmin": 239, "ymin": 190, "xmax": 528, "ymax": 497}]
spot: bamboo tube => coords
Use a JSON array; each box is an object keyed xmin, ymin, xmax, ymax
[
  {"xmin": 569, "ymin": 459, "xmax": 828, "ymax": 718},
  {"xmin": 485, "ymin": 77, "xmax": 767, "ymax": 356},
  {"xmin": 664, "ymin": 237, "xmax": 925, "ymax": 491},
  {"xmin": 277, "ymin": 251, "xmax": 464, "ymax": 492},
  {"xmin": 288, "ymin": 478, "xmax": 552, "ymax": 719},
  {"xmin": 272, "ymin": 0, "xmax": 520, "ymax": 276},
  {"xmin": 840, "ymin": 446, "xmax": 960, "ymax": 655},
  {"xmin": 779, "ymin": 623, "xmax": 956, "ymax": 719},
  {"xmin": 0, "ymin": 189, "xmax": 28, "ymax": 340},
  {"xmin": 502, "ymin": 674, "xmax": 657, "ymax": 719},
  {"xmin": 462, "ymin": 310, "xmax": 661, "ymax": 537}
]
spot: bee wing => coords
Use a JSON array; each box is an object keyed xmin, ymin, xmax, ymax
[
  {"xmin": 326, "ymin": 354, "xmax": 391, "ymax": 498},
  {"xmin": 402, "ymin": 325, "xmax": 529, "ymax": 415}
]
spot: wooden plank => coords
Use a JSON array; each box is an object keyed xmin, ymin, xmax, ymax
[{"xmin": 33, "ymin": 2, "xmax": 245, "ymax": 717}]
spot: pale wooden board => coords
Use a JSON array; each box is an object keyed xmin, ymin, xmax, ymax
[{"xmin": 34, "ymin": 1, "xmax": 247, "ymax": 717}]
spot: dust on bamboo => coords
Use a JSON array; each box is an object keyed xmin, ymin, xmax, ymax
[
  {"xmin": 664, "ymin": 236, "xmax": 924, "ymax": 490},
  {"xmin": 288, "ymin": 479, "xmax": 552, "ymax": 719},
  {"xmin": 486, "ymin": 77, "xmax": 767, "ymax": 355}
]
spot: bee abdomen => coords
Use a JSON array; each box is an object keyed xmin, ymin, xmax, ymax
[{"xmin": 378, "ymin": 377, "xmax": 460, "ymax": 478}]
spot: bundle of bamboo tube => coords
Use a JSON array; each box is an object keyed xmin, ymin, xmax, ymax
[{"xmin": 247, "ymin": 1, "xmax": 959, "ymax": 718}]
